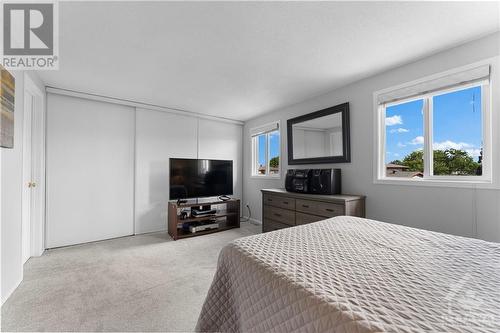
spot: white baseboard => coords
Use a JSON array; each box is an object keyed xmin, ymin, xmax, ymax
[
  {"xmin": 134, "ymin": 227, "xmax": 167, "ymax": 235},
  {"xmin": 1, "ymin": 276, "xmax": 22, "ymax": 306},
  {"xmin": 249, "ymin": 218, "xmax": 262, "ymax": 225},
  {"xmin": 242, "ymin": 217, "xmax": 261, "ymax": 225}
]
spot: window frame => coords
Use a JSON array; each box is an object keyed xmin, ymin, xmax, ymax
[
  {"xmin": 374, "ymin": 65, "xmax": 493, "ymax": 188},
  {"xmin": 251, "ymin": 123, "xmax": 281, "ymax": 179}
]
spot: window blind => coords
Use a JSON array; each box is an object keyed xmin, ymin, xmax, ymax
[
  {"xmin": 250, "ymin": 121, "xmax": 279, "ymax": 137},
  {"xmin": 377, "ymin": 65, "xmax": 490, "ymax": 105}
]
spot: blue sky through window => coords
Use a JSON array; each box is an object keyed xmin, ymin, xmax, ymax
[
  {"xmin": 258, "ymin": 135, "xmax": 266, "ymax": 167},
  {"xmin": 385, "ymin": 86, "xmax": 482, "ymax": 164},
  {"xmin": 385, "ymin": 99, "xmax": 424, "ymax": 163},
  {"xmin": 258, "ymin": 131, "xmax": 280, "ymax": 167},
  {"xmin": 268, "ymin": 131, "xmax": 280, "ymax": 161},
  {"xmin": 433, "ymin": 86, "xmax": 482, "ymax": 157}
]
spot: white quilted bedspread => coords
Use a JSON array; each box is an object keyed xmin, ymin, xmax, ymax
[{"xmin": 196, "ymin": 216, "xmax": 500, "ymax": 333}]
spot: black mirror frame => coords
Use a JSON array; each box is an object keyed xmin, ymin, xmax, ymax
[{"xmin": 287, "ymin": 102, "xmax": 350, "ymax": 165}]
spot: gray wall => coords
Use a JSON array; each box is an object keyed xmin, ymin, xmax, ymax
[{"xmin": 242, "ymin": 32, "xmax": 500, "ymax": 242}]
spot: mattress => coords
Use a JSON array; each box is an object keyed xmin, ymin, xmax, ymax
[{"xmin": 196, "ymin": 216, "xmax": 500, "ymax": 333}]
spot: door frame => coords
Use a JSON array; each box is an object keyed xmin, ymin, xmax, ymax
[
  {"xmin": 22, "ymin": 73, "xmax": 46, "ymax": 260},
  {"xmin": 21, "ymin": 83, "xmax": 33, "ymax": 263}
]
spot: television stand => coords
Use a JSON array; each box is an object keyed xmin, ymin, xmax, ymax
[
  {"xmin": 167, "ymin": 199, "xmax": 240, "ymax": 240},
  {"xmin": 197, "ymin": 204, "xmax": 212, "ymax": 212}
]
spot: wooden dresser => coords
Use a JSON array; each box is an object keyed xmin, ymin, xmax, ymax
[{"xmin": 261, "ymin": 188, "xmax": 365, "ymax": 232}]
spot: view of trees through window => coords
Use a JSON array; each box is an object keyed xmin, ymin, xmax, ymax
[
  {"xmin": 385, "ymin": 99, "xmax": 424, "ymax": 178},
  {"xmin": 385, "ymin": 86, "xmax": 482, "ymax": 178},
  {"xmin": 257, "ymin": 134, "xmax": 266, "ymax": 174},
  {"xmin": 255, "ymin": 130, "xmax": 280, "ymax": 176},
  {"xmin": 268, "ymin": 131, "xmax": 280, "ymax": 175}
]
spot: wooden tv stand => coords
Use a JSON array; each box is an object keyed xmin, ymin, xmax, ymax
[{"xmin": 167, "ymin": 199, "xmax": 240, "ymax": 240}]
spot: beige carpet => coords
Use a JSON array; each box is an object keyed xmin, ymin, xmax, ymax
[{"xmin": 1, "ymin": 222, "xmax": 260, "ymax": 332}]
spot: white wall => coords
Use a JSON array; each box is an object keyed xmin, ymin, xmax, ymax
[
  {"xmin": 46, "ymin": 94, "xmax": 135, "ymax": 248},
  {"xmin": 243, "ymin": 32, "xmax": 500, "ymax": 242},
  {"xmin": 1, "ymin": 71, "xmax": 45, "ymax": 304},
  {"xmin": 304, "ymin": 130, "xmax": 326, "ymax": 158},
  {"xmin": 328, "ymin": 128, "xmax": 343, "ymax": 156},
  {"xmin": 198, "ymin": 118, "xmax": 243, "ymax": 203},
  {"xmin": 134, "ymin": 109, "xmax": 197, "ymax": 234},
  {"xmin": 293, "ymin": 129, "xmax": 326, "ymax": 159},
  {"xmin": 134, "ymin": 110, "xmax": 243, "ymax": 234}
]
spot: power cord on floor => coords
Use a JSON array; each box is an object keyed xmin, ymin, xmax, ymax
[{"xmin": 240, "ymin": 204, "xmax": 251, "ymax": 222}]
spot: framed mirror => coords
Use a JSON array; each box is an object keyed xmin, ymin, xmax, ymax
[{"xmin": 287, "ymin": 102, "xmax": 350, "ymax": 164}]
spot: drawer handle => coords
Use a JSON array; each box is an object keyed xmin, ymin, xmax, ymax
[
  {"xmin": 274, "ymin": 213, "xmax": 282, "ymax": 217},
  {"xmin": 302, "ymin": 205, "xmax": 310, "ymax": 208},
  {"xmin": 283, "ymin": 201, "xmax": 288, "ymax": 204},
  {"xmin": 326, "ymin": 208, "xmax": 335, "ymax": 212}
]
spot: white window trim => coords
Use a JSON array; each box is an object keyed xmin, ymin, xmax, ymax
[
  {"xmin": 250, "ymin": 121, "xmax": 281, "ymax": 179},
  {"xmin": 373, "ymin": 59, "xmax": 497, "ymax": 189}
]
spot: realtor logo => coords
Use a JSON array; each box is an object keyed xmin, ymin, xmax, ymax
[{"xmin": 1, "ymin": 1, "xmax": 59, "ymax": 69}]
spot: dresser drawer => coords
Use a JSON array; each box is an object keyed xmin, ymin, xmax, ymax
[
  {"xmin": 316, "ymin": 201, "xmax": 345, "ymax": 217},
  {"xmin": 264, "ymin": 206, "xmax": 295, "ymax": 226},
  {"xmin": 296, "ymin": 212, "xmax": 326, "ymax": 225},
  {"xmin": 263, "ymin": 219, "xmax": 290, "ymax": 232},
  {"xmin": 296, "ymin": 199, "xmax": 345, "ymax": 218},
  {"xmin": 263, "ymin": 194, "xmax": 296, "ymax": 210},
  {"xmin": 296, "ymin": 199, "xmax": 317, "ymax": 215},
  {"xmin": 262, "ymin": 190, "xmax": 365, "ymax": 229}
]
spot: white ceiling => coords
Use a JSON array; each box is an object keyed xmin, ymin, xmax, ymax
[{"xmin": 39, "ymin": 1, "xmax": 499, "ymax": 121}]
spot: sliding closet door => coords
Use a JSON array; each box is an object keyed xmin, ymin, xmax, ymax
[
  {"xmin": 46, "ymin": 94, "xmax": 135, "ymax": 248},
  {"xmin": 134, "ymin": 108, "xmax": 197, "ymax": 234}
]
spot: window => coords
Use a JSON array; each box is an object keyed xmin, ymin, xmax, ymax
[
  {"xmin": 251, "ymin": 121, "xmax": 280, "ymax": 177},
  {"xmin": 432, "ymin": 86, "xmax": 483, "ymax": 176},
  {"xmin": 385, "ymin": 99, "xmax": 424, "ymax": 179},
  {"xmin": 375, "ymin": 64, "xmax": 491, "ymax": 185}
]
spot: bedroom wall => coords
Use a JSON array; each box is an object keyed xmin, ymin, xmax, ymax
[
  {"xmin": 243, "ymin": 32, "xmax": 500, "ymax": 242},
  {"xmin": 198, "ymin": 118, "xmax": 243, "ymax": 205},
  {"xmin": 1, "ymin": 71, "xmax": 45, "ymax": 304},
  {"xmin": 134, "ymin": 109, "xmax": 198, "ymax": 234},
  {"xmin": 135, "ymin": 110, "xmax": 243, "ymax": 234}
]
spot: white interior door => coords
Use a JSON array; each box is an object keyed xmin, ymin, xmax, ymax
[
  {"xmin": 22, "ymin": 76, "xmax": 47, "ymax": 262},
  {"xmin": 46, "ymin": 94, "xmax": 135, "ymax": 248},
  {"xmin": 21, "ymin": 92, "xmax": 33, "ymax": 264}
]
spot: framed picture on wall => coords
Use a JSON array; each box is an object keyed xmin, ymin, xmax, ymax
[{"xmin": 0, "ymin": 65, "xmax": 15, "ymax": 148}]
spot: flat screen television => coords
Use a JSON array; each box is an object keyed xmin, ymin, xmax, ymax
[{"xmin": 169, "ymin": 158, "xmax": 233, "ymax": 200}]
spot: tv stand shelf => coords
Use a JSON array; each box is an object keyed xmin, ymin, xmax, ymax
[{"xmin": 167, "ymin": 199, "xmax": 240, "ymax": 240}]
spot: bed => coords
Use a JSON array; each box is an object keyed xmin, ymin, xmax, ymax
[{"xmin": 196, "ymin": 216, "xmax": 500, "ymax": 332}]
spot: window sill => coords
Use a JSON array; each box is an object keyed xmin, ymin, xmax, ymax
[{"xmin": 374, "ymin": 177, "xmax": 497, "ymax": 189}]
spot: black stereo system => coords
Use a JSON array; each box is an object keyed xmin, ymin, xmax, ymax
[{"xmin": 285, "ymin": 169, "xmax": 341, "ymax": 195}]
